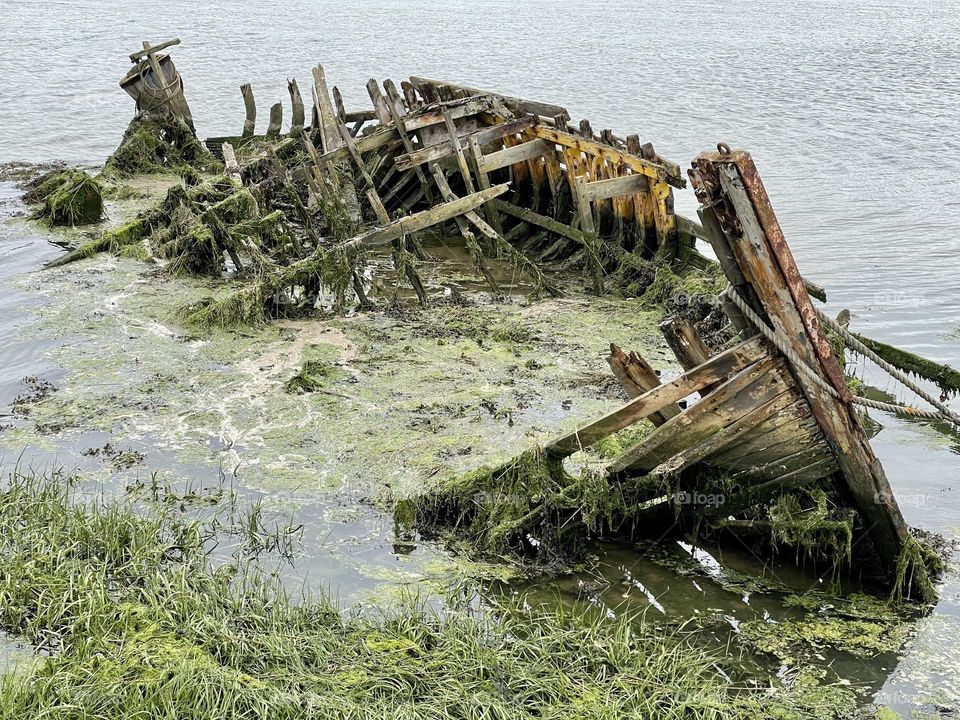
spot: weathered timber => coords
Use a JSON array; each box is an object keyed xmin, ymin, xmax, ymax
[
  {"xmin": 649, "ymin": 388, "xmax": 799, "ymax": 478},
  {"xmin": 607, "ymin": 344, "xmax": 680, "ymax": 426},
  {"xmin": 366, "ymin": 78, "xmax": 392, "ymax": 125},
  {"xmin": 266, "ymin": 102, "xmax": 283, "ymax": 137},
  {"xmin": 606, "ymin": 357, "xmax": 784, "ymax": 475},
  {"xmin": 341, "ymin": 183, "xmax": 509, "ymax": 251},
  {"xmin": 544, "ymin": 336, "xmax": 768, "ymax": 458},
  {"xmin": 287, "ymin": 79, "xmax": 305, "ymax": 138},
  {"xmin": 409, "ymin": 76, "xmax": 567, "ymax": 123},
  {"xmin": 394, "ymin": 117, "xmax": 536, "ymax": 171},
  {"xmin": 478, "ymin": 138, "xmax": 553, "ymax": 174},
  {"xmin": 692, "ymin": 150, "xmax": 918, "ymax": 594},
  {"xmin": 240, "ymin": 83, "xmax": 256, "ymax": 138},
  {"xmin": 579, "ymin": 172, "xmax": 649, "ymax": 202},
  {"xmin": 312, "ymin": 65, "xmax": 342, "ymax": 153}
]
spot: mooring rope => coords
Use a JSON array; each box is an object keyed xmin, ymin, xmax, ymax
[
  {"xmin": 137, "ymin": 61, "xmax": 183, "ymax": 107},
  {"xmin": 723, "ymin": 287, "xmax": 960, "ymax": 427}
]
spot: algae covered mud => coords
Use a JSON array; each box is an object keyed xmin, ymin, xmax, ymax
[{"xmin": 2, "ymin": 11, "xmax": 960, "ymax": 719}]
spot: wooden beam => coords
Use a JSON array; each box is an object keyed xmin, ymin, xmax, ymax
[
  {"xmin": 491, "ymin": 199, "xmax": 593, "ymax": 246},
  {"xmin": 529, "ymin": 126, "xmax": 667, "ymax": 181},
  {"xmin": 394, "ymin": 117, "xmax": 536, "ymax": 171},
  {"xmin": 366, "ymin": 79, "xmax": 392, "ymax": 124},
  {"xmin": 409, "ymin": 76, "xmax": 568, "ymax": 120},
  {"xmin": 544, "ymin": 336, "xmax": 768, "ymax": 458},
  {"xmin": 341, "ymin": 183, "xmax": 509, "ymax": 251},
  {"xmin": 578, "ymin": 172, "xmax": 648, "ymax": 202},
  {"xmin": 478, "ymin": 138, "xmax": 553, "ymax": 173}
]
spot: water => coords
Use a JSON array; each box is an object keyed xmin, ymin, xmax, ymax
[{"xmin": 1, "ymin": 0, "xmax": 959, "ymax": 712}]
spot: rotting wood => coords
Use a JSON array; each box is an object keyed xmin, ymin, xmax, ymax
[
  {"xmin": 266, "ymin": 102, "xmax": 283, "ymax": 137},
  {"xmin": 545, "ymin": 336, "xmax": 768, "ymax": 458},
  {"xmin": 395, "ymin": 116, "xmax": 536, "ymax": 171},
  {"xmin": 240, "ymin": 83, "xmax": 256, "ymax": 138},
  {"xmin": 607, "ymin": 344, "xmax": 679, "ymax": 426},
  {"xmin": 287, "ymin": 79, "xmax": 305, "ymax": 138}
]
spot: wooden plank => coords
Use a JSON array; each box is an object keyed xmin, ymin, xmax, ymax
[
  {"xmin": 649, "ymin": 388, "xmax": 798, "ymax": 478},
  {"xmin": 130, "ymin": 37, "xmax": 180, "ymax": 61},
  {"xmin": 468, "ymin": 134, "xmax": 503, "ymax": 234},
  {"xmin": 478, "ymin": 138, "xmax": 553, "ymax": 174},
  {"xmin": 394, "ymin": 117, "xmax": 536, "ymax": 171},
  {"xmin": 573, "ymin": 175, "xmax": 596, "ymax": 235},
  {"xmin": 317, "ymin": 124, "xmax": 398, "ymax": 165},
  {"xmin": 409, "ymin": 75, "xmax": 567, "ymax": 121},
  {"xmin": 341, "ymin": 183, "xmax": 509, "ymax": 251},
  {"xmin": 441, "ymin": 109, "xmax": 476, "ymax": 194},
  {"xmin": 530, "ymin": 126, "xmax": 667, "ymax": 181},
  {"xmin": 345, "ymin": 109, "xmax": 377, "ymax": 123},
  {"xmin": 544, "ymin": 336, "xmax": 768, "ymax": 458},
  {"xmin": 579, "ymin": 172, "xmax": 648, "ymax": 202},
  {"xmin": 332, "ymin": 86, "xmax": 347, "ymax": 123},
  {"xmin": 491, "ymin": 200, "xmax": 593, "ymax": 247},
  {"xmin": 403, "ymin": 97, "xmax": 494, "ymax": 132},
  {"xmin": 607, "ymin": 344, "xmax": 679, "ymax": 426},
  {"xmin": 660, "ymin": 316, "xmax": 712, "ymax": 370},
  {"xmin": 605, "ymin": 356, "xmax": 784, "ymax": 475}
]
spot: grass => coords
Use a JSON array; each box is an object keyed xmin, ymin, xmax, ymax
[{"xmin": 0, "ymin": 466, "xmax": 864, "ymax": 720}]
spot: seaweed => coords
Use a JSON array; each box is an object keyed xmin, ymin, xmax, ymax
[
  {"xmin": 102, "ymin": 114, "xmax": 222, "ymax": 178},
  {"xmin": 23, "ymin": 168, "xmax": 103, "ymax": 226},
  {"xmin": 768, "ymin": 489, "xmax": 854, "ymax": 571},
  {"xmin": 409, "ymin": 446, "xmax": 634, "ymax": 567}
]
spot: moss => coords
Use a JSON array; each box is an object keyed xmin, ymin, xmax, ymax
[
  {"xmin": 740, "ymin": 592, "xmax": 911, "ymax": 664},
  {"xmin": 410, "ymin": 446, "xmax": 637, "ymax": 566},
  {"xmin": 102, "ymin": 114, "xmax": 222, "ymax": 178},
  {"xmin": 24, "ymin": 168, "xmax": 103, "ymax": 226},
  {"xmin": 852, "ymin": 332, "xmax": 960, "ymax": 395}
]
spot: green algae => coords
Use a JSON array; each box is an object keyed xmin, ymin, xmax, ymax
[
  {"xmin": 768, "ymin": 489, "xmax": 855, "ymax": 571},
  {"xmin": 740, "ymin": 592, "xmax": 912, "ymax": 666},
  {"xmin": 23, "ymin": 168, "xmax": 103, "ymax": 226},
  {"xmin": 102, "ymin": 114, "xmax": 221, "ymax": 179}
]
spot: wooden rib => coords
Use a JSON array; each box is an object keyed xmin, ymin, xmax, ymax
[
  {"xmin": 366, "ymin": 79, "xmax": 392, "ymax": 125},
  {"xmin": 530, "ymin": 126, "xmax": 667, "ymax": 180},
  {"xmin": 544, "ymin": 336, "xmax": 768, "ymax": 459},
  {"xmin": 240, "ymin": 83, "xmax": 256, "ymax": 138},
  {"xmin": 311, "ymin": 65, "xmax": 342, "ymax": 153},
  {"xmin": 408, "ymin": 76, "xmax": 567, "ymax": 121},
  {"xmin": 287, "ymin": 79, "xmax": 305, "ymax": 138},
  {"xmin": 606, "ymin": 356, "xmax": 784, "ymax": 475}
]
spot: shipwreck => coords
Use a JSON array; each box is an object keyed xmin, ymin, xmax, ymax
[{"xmin": 33, "ymin": 38, "xmax": 960, "ymax": 603}]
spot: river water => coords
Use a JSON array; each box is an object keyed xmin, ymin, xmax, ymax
[{"xmin": 1, "ymin": 0, "xmax": 959, "ymax": 713}]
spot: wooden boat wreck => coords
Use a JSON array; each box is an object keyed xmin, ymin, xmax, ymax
[{"xmin": 55, "ymin": 39, "xmax": 957, "ymax": 602}]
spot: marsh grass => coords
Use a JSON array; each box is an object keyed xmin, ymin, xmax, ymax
[{"xmin": 0, "ymin": 466, "xmax": 812, "ymax": 719}]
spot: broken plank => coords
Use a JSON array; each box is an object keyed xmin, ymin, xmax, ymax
[
  {"xmin": 312, "ymin": 64, "xmax": 343, "ymax": 153},
  {"xmin": 530, "ymin": 125, "xmax": 667, "ymax": 181},
  {"xmin": 607, "ymin": 344, "xmax": 680, "ymax": 426},
  {"xmin": 240, "ymin": 83, "xmax": 256, "ymax": 138},
  {"xmin": 578, "ymin": 172, "xmax": 649, "ymax": 202},
  {"xmin": 545, "ymin": 336, "xmax": 769, "ymax": 459}
]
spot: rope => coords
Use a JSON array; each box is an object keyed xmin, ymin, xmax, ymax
[
  {"xmin": 137, "ymin": 61, "xmax": 183, "ymax": 107},
  {"xmin": 723, "ymin": 288, "xmax": 960, "ymax": 427}
]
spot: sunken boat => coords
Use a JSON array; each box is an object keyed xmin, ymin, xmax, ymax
[{"xmin": 40, "ymin": 38, "xmax": 958, "ymax": 603}]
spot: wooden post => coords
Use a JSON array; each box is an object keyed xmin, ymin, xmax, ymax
[
  {"xmin": 287, "ymin": 79, "xmax": 305, "ymax": 138},
  {"xmin": 266, "ymin": 102, "xmax": 283, "ymax": 137},
  {"xmin": 240, "ymin": 84, "xmax": 256, "ymax": 138}
]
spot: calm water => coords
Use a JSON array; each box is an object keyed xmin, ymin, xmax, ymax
[{"xmin": 1, "ymin": 0, "xmax": 959, "ymax": 712}]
